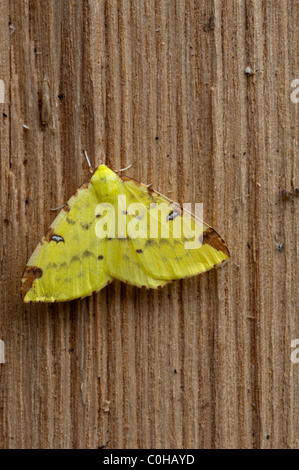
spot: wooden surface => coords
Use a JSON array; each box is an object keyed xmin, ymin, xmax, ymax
[{"xmin": 0, "ymin": 0, "xmax": 298, "ymax": 449}]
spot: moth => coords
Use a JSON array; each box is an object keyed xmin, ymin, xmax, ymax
[{"xmin": 21, "ymin": 165, "xmax": 230, "ymax": 302}]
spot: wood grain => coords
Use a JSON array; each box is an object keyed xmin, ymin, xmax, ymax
[{"xmin": 0, "ymin": 0, "xmax": 298, "ymax": 448}]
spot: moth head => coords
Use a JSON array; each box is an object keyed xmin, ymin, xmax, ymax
[{"xmin": 91, "ymin": 165, "xmax": 120, "ymax": 201}]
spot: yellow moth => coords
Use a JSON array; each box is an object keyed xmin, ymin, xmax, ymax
[{"xmin": 21, "ymin": 165, "xmax": 230, "ymax": 302}]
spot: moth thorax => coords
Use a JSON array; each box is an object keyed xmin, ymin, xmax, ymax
[{"xmin": 91, "ymin": 165, "xmax": 120, "ymax": 202}]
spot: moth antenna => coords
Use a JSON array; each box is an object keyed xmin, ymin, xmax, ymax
[
  {"xmin": 83, "ymin": 149, "xmax": 94, "ymax": 174},
  {"xmin": 50, "ymin": 203, "xmax": 67, "ymax": 211},
  {"xmin": 115, "ymin": 162, "xmax": 135, "ymax": 173}
]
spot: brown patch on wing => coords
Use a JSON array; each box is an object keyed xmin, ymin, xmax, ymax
[
  {"xmin": 63, "ymin": 203, "xmax": 70, "ymax": 212},
  {"xmin": 146, "ymin": 186, "xmax": 157, "ymax": 202},
  {"xmin": 75, "ymin": 181, "xmax": 89, "ymax": 196},
  {"xmin": 44, "ymin": 227, "xmax": 54, "ymax": 243},
  {"xmin": 79, "ymin": 181, "xmax": 89, "ymax": 190},
  {"xmin": 120, "ymin": 175, "xmax": 142, "ymax": 186},
  {"xmin": 202, "ymin": 227, "xmax": 230, "ymax": 257},
  {"xmin": 21, "ymin": 265, "xmax": 43, "ymax": 301}
]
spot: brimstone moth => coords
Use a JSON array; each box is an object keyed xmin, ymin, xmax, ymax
[{"xmin": 21, "ymin": 165, "xmax": 230, "ymax": 302}]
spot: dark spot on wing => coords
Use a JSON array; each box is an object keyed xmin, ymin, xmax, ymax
[
  {"xmin": 159, "ymin": 238, "xmax": 171, "ymax": 245},
  {"xmin": 98, "ymin": 255, "xmax": 104, "ymax": 260},
  {"xmin": 145, "ymin": 239, "xmax": 157, "ymax": 247},
  {"xmin": 107, "ymin": 236, "xmax": 128, "ymax": 241},
  {"xmin": 96, "ymin": 213, "xmax": 101, "ymax": 218},
  {"xmin": 166, "ymin": 210, "xmax": 180, "ymax": 222},
  {"xmin": 66, "ymin": 217, "xmax": 76, "ymax": 225},
  {"xmin": 83, "ymin": 250, "xmax": 92, "ymax": 257},
  {"xmin": 80, "ymin": 222, "xmax": 92, "ymax": 230},
  {"xmin": 21, "ymin": 266, "xmax": 43, "ymax": 301},
  {"xmin": 47, "ymin": 262, "xmax": 58, "ymax": 269},
  {"xmin": 51, "ymin": 234, "xmax": 65, "ymax": 243},
  {"xmin": 71, "ymin": 255, "xmax": 80, "ymax": 262},
  {"xmin": 136, "ymin": 249, "xmax": 143, "ymax": 254}
]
